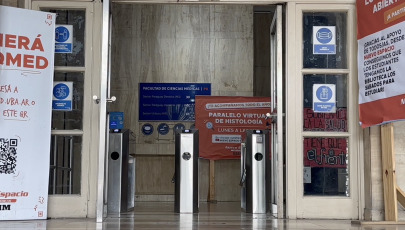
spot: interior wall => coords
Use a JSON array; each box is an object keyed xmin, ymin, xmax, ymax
[{"xmin": 110, "ymin": 4, "xmax": 257, "ymax": 201}]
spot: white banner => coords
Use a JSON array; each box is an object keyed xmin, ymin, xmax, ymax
[{"xmin": 0, "ymin": 6, "xmax": 55, "ymax": 220}]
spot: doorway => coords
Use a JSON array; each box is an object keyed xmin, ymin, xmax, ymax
[{"xmin": 108, "ymin": 2, "xmax": 284, "ymax": 216}]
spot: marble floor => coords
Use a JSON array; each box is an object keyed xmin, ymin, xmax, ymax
[{"xmin": 1, "ymin": 202, "xmax": 405, "ymax": 229}]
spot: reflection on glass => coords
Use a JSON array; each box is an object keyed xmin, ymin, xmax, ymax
[
  {"xmin": 303, "ymin": 137, "xmax": 349, "ymax": 196},
  {"xmin": 49, "ymin": 135, "xmax": 82, "ymax": 195},
  {"xmin": 48, "ymin": 9, "xmax": 85, "ymax": 66},
  {"xmin": 303, "ymin": 74, "xmax": 347, "ymax": 132},
  {"xmin": 52, "ymin": 72, "xmax": 84, "ymax": 130},
  {"xmin": 303, "ymin": 12, "xmax": 347, "ymax": 69}
]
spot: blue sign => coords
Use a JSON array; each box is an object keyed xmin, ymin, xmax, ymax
[
  {"xmin": 313, "ymin": 26, "xmax": 336, "ymax": 54},
  {"xmin": 52, "ymin": 82, "xmax": 73, "ymax": 111},
  {"xmin": 139, "ymin": 83, "xmax": 211, "ymax": 121},
  {"xmin": 55, "ymin": 25, "xmax": 73, "ymax": 53},
  {"xmin": 313, "ymin": 84, "xmax": 336, "ymax": 113},
  {"xmin": 142, "ymin": 124, "xmax": 154, "ymax": 135},
  {"xmin": 109, "ymin": 112, "xmax": 124, "ymax": 130},
  {"xmin": 157, "ymin": 123, "xmax": 170, "ymax": 135}
]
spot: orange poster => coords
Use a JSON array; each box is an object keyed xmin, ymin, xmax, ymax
[{"xmin": 195, "ymin": 96, "xmax": 271, "ymax": 160}]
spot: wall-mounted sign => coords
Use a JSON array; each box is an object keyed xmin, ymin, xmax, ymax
[
  {"xmin": 141, "ymin": 123, "xmax": 154, "ymax": 135},
  {"xmin": 157, "ymin": 123, "xmax": 169, "ymax": 135},
  {"xmin": 139, "ymin": 83, "xmax": 211, "ymax": 121},
  {"xmin": 313, "ymin": 26, "xmax": 336, "ymax": 54},
  {"xmin": 0, "ymin": 6, "xmax": 55, "ymax": 220},
  {"xmin": 195, "ymin": 96, "xmax": 271, "ymax": 160},
  {"xmin": 52, "ymin": 82, "xmax": 73, "ymax": 111},
  {"xmin": 313, "ymin": 84, "xmax": 336, "ymax": 113},
  {"xmin": 55, "ymin": 25, "xmax": 73, "ymax": 53}
]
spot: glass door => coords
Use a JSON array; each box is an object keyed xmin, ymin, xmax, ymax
[
  {"xmin": 288, "ymin": 4, "xmax": 360, "ymax": 219},
  {"xmin": 270, "ymin": 4, "xmax": 284, "ymax": 218},
  {"xmin": 32, "ymin": 1, "xmax": 94, "ymax": 218}
]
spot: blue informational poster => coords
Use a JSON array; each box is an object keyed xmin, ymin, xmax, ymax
[
  {"xmin": 139, "ymin": 83, "xmax": 211, "ymax": 121},
  {"xmin": 55, "ymin": 25, "xmax": 73, "ymax": 53},
  {"xmin": 52, "ymin": 82, "xmax": 73, "ymax": 111},
  {"xmin": 313, "ymin": 84, "xmax": 336, "ymax": 113},
  {"xmin": 313, "ymin": 26, "xmax": 336, "ymax": 54}
]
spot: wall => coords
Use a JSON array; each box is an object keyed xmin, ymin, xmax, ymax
[{"xmin": 110, "ymin": 4, "xmax": 255, "ymax": 201}]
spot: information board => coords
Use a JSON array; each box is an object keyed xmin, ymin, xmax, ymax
[
  {"xmin": 0, "ymin": 6, "xmax": 55, "ymax": 220},
  {"xmin": 139, "ymin": 83, "xmax": 211, "ymax": 121}
]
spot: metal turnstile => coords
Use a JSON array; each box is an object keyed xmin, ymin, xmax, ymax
[
  {"xmin": 240, "ymin": 130, "xmax": 270, "ymax": 214},
  {"xmin": 107, "ymin": 129, "xmax": 135, "ymax": 213},
  {"xmin": 174, "ymin": 129, "xmax": 199, "ymax": 213}
]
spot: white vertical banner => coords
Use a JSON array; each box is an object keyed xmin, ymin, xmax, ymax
[{"xmin": 0, "ymin": 6, "xmax": 55, "ymax": 220}]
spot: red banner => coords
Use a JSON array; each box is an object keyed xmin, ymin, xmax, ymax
[
  {"xmin": 357, "ymin": 0, "xmax": 405, "ymax": 128},
  {"xmin": 195, "ymin": 96, "xmax": 271, "ymax": 160},
  {"xmin": 303, "ymin": 138, "xmax": 347, "ymax": 168},
  {"xmin": 303, "ymin": 108, "xmax": 347, "ymax": 132}
]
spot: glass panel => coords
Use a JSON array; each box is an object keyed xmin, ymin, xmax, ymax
[
  {"xmin": 303, "ymin": 137, "xmax": 349, "ymax": 196},
  {"xmin": 48, "ymin": 9, "xmax": 85, "ymax": 67},
  {"xmin": 303, "ymin": 12, "xmax": 347, "ymax": 69},
  {"xmin": 49, "ymin": 135, "xmax": 82, "ymax": 194},
  {"xmin": 52, "ymin": 72, "xmax": 84, "ymax": 130},
  {"xmin": 303, "ymin": 74, "xmax": 347, "ymax": 132}
]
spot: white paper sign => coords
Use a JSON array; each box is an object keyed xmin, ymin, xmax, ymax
[{"xmin": 0, "ymin": 6, "xmax": 55, "ymax": 220}]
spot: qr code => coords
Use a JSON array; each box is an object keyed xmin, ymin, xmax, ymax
[{"xmin": 0, "ymin": 138, "xmax": 18, "ymax": 174}]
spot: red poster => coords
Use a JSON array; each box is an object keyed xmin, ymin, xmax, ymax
[
  {"xmin": 195, "ymin": 96, "xmax": 271, "ymax": 160},
  {"xmin": 357, "ymin": 0, "xmax": 405, "ymax": 127},
  {"xmin": 303, "ymin": 108, "xmax": 347, "ymax": 132},
  {"xmin": 303, "ymin": 138, "xmax": 347, "ymax": 168}
]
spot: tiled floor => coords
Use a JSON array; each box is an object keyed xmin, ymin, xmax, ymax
[{"xmin": 1, "ymin": 202, "xmax": 405, "ymax": 229}]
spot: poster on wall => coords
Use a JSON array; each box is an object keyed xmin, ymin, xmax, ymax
[
  {"xmin": 357, "ymin": 0, "xmax": 405, "ymax": 128},
  {"xmin": 0, "ymin": 6, "xmax": 55, "ymax": 220},
  {"xmin": 195, "ymin": 96, "xmax": 271, "ymax": 160},
  {"xmin": 139, "ymin": 83, "xmax": 211, "ymax": 121}
]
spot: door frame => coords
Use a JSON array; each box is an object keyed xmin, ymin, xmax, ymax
[
  {"xmin": 31, "ymin": 0, "xmax": 99, "ymax": 218},
  {"xmin": 286, "ymin": 2, "xmax": 363, "ymax": 219},
  {"xmin": 270, "ymin": 4, "xmax": 285, "ymax": 218}
]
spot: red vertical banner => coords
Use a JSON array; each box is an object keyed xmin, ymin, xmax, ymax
[
  {"xmin": 195, "ymin": 96, "xmax": 271, "ymax": 160},
  {"xmin": 357, "ymin": 0, "xmax": 405, "ymax": 127}
]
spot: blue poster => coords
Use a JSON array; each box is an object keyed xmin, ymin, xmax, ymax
[
  {"xmin": 55, "ymin": 25, "xmax": 73, "ymax": 53},
  {"xmin": 139, "ymin": 83, "xmax": 211, "ymax": 121},
  {"xmin": 52, "ymin": 82, "xmax": 73, "ymax": 111},
  {"xmin": 313, "ymin": 84, "xmax": 336, "ymax": 113},
  {"xmin": 313, "ymin": 26, "xmax": 336, "ymax": 54}
]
